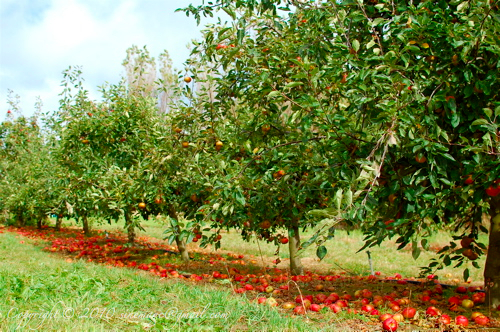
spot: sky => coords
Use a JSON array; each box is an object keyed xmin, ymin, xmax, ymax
[{"xmin": 0, "ymin": 0, "xmax": 218, "ymax": 119}]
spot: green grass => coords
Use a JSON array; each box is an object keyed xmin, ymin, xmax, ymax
[
  {"xmin": 0, "ymin": 231, "xmax": 321, "ymax": 331},
  {"xmin": 53, "ymin": 216, "xmax": 487, "ymax": 285}
]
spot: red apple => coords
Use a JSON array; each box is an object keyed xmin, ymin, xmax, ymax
[
  {"xmin": 426, "ymin": 306, "xmax": 441, "ymax": 317},
  {"xmin": 464, "ymin": 175, "xmax": 474, "ymax": 185},
  {"xmin": 382, "ymin": 317, "xmax": 398, "ymax": 331},
  {"xmin": 335, "ymin": 300, "xmax": 348, "ymax": 308},
  {"xmin": 316, "ymin": 293, "xmax": 327, "ymax": 303},
  {"xmin": 293, "ymin": 305, "xmax": 306, "ymax": 315},
  {"xmin": 361, "ymin": 298, "xmax": 371, "ymax": 305},
  {"xmin": 392, "ymin": 313, "xmax": 404, "ymax": 322},
  {"xmin": 397, "ymin": 298, "xmax": 410, "ymax": 305},
  {"xmin": 309, "ymin": 303, "xmax": 321, "ymax": 312},
  {"xmin": 328, "ymin": 293, "xmax": 340, "ymax": 302},
  {"xmin": 329, "ymin": 304, "xmax": 342, "ymax": 313},
  {"xmin": 455, "ymin": 315, "xmax": 469, "ymax": 327},
  {"xmin": 471, "ymin": 311, "xmax": 483, "ymax": 319},
  {"xmin": 474, "ymin": 315, "xmax": 490, "ymax": 326},
  {"xmin": 361, "ymin": 304, "xmax": 375, "ymax": 313},
  {"xmin": 456, "ymin": 286, "xmax": 467, "ymax": 293},
  {"xmin": 438, "ymin": 314, "xmax": 451, "ymax": 324},
  {"xmin": 373, "ymin": 297, "xmax": 385, "ymax": 307},
  {"xmin": 257, "ymin": 297, "xmax": 267, "ymax": 304},
  {"xmin": 472, "ymin": 292, "xmax": 485, "ymax": 304},
  {"xmin": 379, "ymin": 313, "xmax": 393, "ymax": 322},
  {"xmin": 402, "ymin": 307, "xmax": 416, "ymax": 319},
  {"xmin": 342, "ymin": 294, "xmax": 352, "ymax": 301},
  {"xmin": 301, "ymin": 299, "xmax": 312, "ymax": 309},
  {"xmin": 362, "ymin": 289, "xmax": 373, "ymax": 298},
  {"xmin": 486, "ymin": 184, "xmax": 500, "ymax": 197}
]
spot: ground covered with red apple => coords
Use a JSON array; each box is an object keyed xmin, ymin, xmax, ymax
[{"xmin": 2, "ymin": 225, "xmax": 499, "ymax": 331}]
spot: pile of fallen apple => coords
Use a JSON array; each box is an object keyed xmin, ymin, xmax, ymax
[
  {"xmin": 4, "ymin": 225, "xmax": 499, "ymax": 331},
  {"xmin": 251, "ymin": 275, "xmax": 497, "ymax": 331}
]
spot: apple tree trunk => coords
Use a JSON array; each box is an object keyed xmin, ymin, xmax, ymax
[
  {"xmin": 17, "ymin": 211, "xmax": 25, "ymax": 227},
  {"xmin": 55, "ymin": 215, "xmax": 62, "ymax": 230},
  {"xmin": 124, "ymin": 212, "xmax": 136, "ymax": 243},
  {"xmin": 82, "ymin": 215, "xmax": 90, "ymax": 237},
  {"xmin": 288, "ymin": 220, "xmax": 304, "ymax": 275},
  {"xmin": 167, "ymin": 205, "xmax": 190, "ymax": 262},
  {"xmin": 484, "ymin": 196, "xmax": 500, "ymax": 310}
]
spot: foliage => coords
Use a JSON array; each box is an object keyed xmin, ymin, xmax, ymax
[
  {"xmin": 180, "ymin": 0, "xmax": 500, "ymax": 275},
  {"xmin": 0, "ymin": 91, "xmax": 54, "ymax": 226}
]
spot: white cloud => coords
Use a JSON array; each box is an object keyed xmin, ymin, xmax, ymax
[{"xmin": 0, "ymin": 0, "xmax": 209, "ymax": 117}]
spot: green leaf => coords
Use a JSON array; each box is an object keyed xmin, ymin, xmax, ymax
[
  {"xmin": 284, "ymin": 82, "xmax": 304, "ymax": 89},
  {"xmin": 444, "ymin": 255, "xmax": 451, "ymax": 266},
  {"xmin": 406, "ymin": 45, "xmax": 420, "ymax": 53},
  {"xmin": 450, "ymin": 113, "xmax": 460, "ymax": 128},
  {"xmin": 222, "ymin": 6, "xmax": 236, "ymax": 20},
  {"xmin": 463, "ymin": 268, "xmax": 470, "ymax": 282},
  {"xmin": 412, "ymin": 240, "xmax": 421, "ymax": 259},
  {"xmin": 316, "ymin": 245, "xmax": 327, "ymax": 261},
  {"xmin": 301, "ymin": 233, "xmax": 319, "ymax": 249},
  {"xmin": 352, "ymin": 39, "xmax": 360, "ymax": 52},
  {"xmin": 457, "ymin": 1, "xmax": 469, "ymax": 12},
  {"xmin": 308, "ymin": 208, "xmax": 337, "ymax": 218},
  {"xmin": 448, "ymin": 97, "xmax": 457, "ymax": 111},
  {"xmin": 267, "ymin": 91, "xmax": 281, "ymax": 98},
  {"xmin": 343, "ymin": 189, "xmax": 353, "ymax": 207},
  {"xmin": 483, "ymin": 108, "xmax": 492, "ymax": 118},
  {"xmin": 237, "ymin": 29, "xmax": 245, "ymax": 44},
  {"xmin": 334, "ymin": 188, "xmax": 343, "ymax": 211},
  {"xmin": 442, "ymin": 153, "xmax": 456, "ymax": 161},
  {"xmin": 234, "ymin": 190, "xmax": 246, "ymax": 206},
  {"xmin": 371, "ymin": 18, "xmax": 386, "ymax": 26},
  {"xmin": 471, "ymin": 119, "xmax": 489, "ymax": 126}
]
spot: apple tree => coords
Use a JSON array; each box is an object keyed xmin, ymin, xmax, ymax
[
  {"xmin": 180, "ymin": 3, "xmax": 379, "ymax": 275},
  {"xmin": 0, "ymin": 93, "xmax": 56, "ymax": 228},
  {"xmin": 54, "ymin": 66, "xmax": 177, "ymax": 242},
  {"xmin": 181, "ymin": 0, "xmax": 500, "ymax": 306}
]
